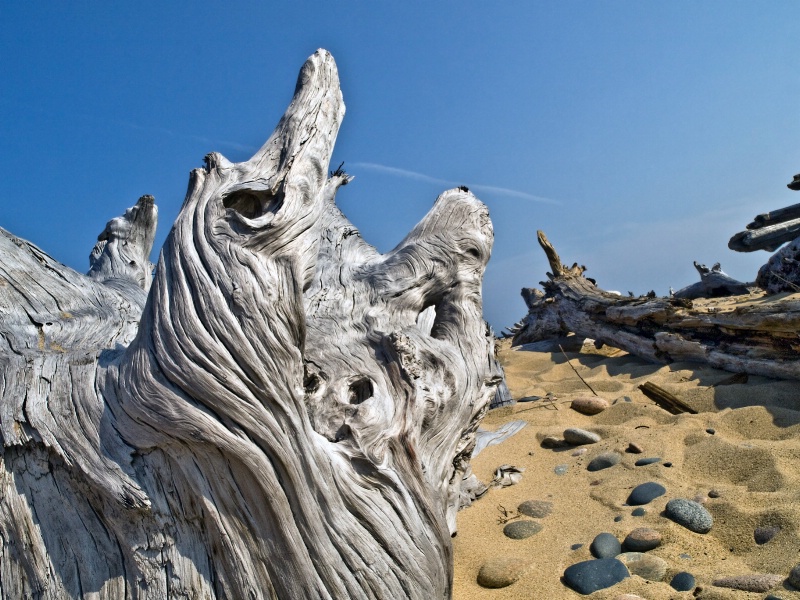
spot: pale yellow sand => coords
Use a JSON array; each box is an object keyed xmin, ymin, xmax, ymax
[{"xmin": 453, "ymin": 338, "xmax": 800, "ymax": 599}]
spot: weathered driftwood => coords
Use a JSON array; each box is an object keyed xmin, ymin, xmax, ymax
[
  {"xmin": 0, "ymin": 50, "xmax": 500, "ymax": 599},
  {"xmin": 746, "ymin": 201, "xmax": 800, "ymax": 228},
  {"xmin": 638, "ymin": 381, "xmax": 697, "ymax": 415},
  {"xmin": 728, "ymin": 217, "xmax": 800, "ymax": 252},
  {"xmin": 512, "ymin": 230, "xmax": 800, "ymax": 380},
  {"xmin": 729, "ymin": 180, "xmax": 800, "ymax": 252},
  {"xmin": 673, "ymin": 261, "xmax": 750, "ymax": 299},
  {"xmin": 729, "ymin": 182, "xmax": 800, "ymax": 291},
  {"xmin": 755, "ymin": 236, "xmax": 800, "ymax": 294}
]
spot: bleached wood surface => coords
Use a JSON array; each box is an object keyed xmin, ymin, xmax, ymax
[
  {"xmin": 512, "ymin": 231, "xmax": 800, "ymax": 380},
  {"xmin": 0, "ymin": 50, "xmax": 499, "ymax": 599}
]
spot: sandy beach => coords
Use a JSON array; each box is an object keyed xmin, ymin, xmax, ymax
[{"xmin": 453, "ymin": 336, "xmax": 800, "ymax": 599}]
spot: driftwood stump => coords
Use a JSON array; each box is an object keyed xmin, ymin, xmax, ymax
[
  {"xmin": 672, "ymin": 261, "xmax": 750, "ymax": 300},
  {"xmin": 512, "ymin": 231, "xmax": 800, "ymax": 380},
  {"xmin": 0, "ymin": 50, "xmax": 500, "ymax": 599}
]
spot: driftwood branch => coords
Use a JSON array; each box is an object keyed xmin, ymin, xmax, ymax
[
  {"xmin": 0, "ymin": 50, "xmax": 499, "ymax": 599},
  {"xmin": 673, "ymin": 261, "xmax": 750, "ymax": 299},
  {"xmin": 728, "ymin": 218, "xmax": 800, "ymax": 252},
  {"xmin": 728, "ymin": 179, "xmax": 800, "ymax": 292},
  {"xmin": 638, "ymin": 381, "xmax": 697, "ymax": 415},
  {"xmin": 513, "ymin": 231, "xmax": 800, "ymax": 381}
]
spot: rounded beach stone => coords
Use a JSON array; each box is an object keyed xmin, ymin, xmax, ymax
[
  {"xmin": 503, "ymin": 520, "xmax": 543, "ymax": 540},
  {"xmin": 587, "ymin": 451, "xmax": 622, "ymax": 472},
  {"xmin": 541, "ymin": 435, "xmax": 566, "ymax": 449},
  {"xmin": 754, "ymin": 525, "xmax": 780, "ymax": 545},
  {"xmin": 563, "ymin": 428, "xmax": 601, "ymax": 445},
  {"xmin": 631, "ymin": 507, "xmax": 646, "ymax": 517},
  {"xmin": 572, "ymin": 447, "xmax": 587, "ymax": 456},
  {"xmin": 665, "ymin": 498, "xmax": 713, "ymax": 533},
  {"xmin": 627, "ymin": 482, "xmax": 666, "ymax": 506},
  {"xmin": 477, "ymin": 556, "xmax": 530, "ymax": 588},
  {"xmin": 634, "ymin": 457, "xmax": 661, "ymax": 466},
  {"xmin": 626, "ymin": 442, "xmax": 643, "ymax": 454},
  {"xmin": 563, "ymin": 558, "xmax": 630, "ymax": 594},
  {"xmin": 616, "ymin": 552, "xmax": 668, "ymax": 582},
  {"xmin": 517, "ymin": 499, "xmax": 553, "ymax": 519},
  {"xmin": 554, "ymin": 464, "xmax": 569, "ymax": 475},
  {"xmin": 712, "ymin": 573, "xmax": 783, "ymax": 592},
  {"xmin": 571, "ymin": 396, "xmax": 609, "ymax": 415},
  {"xmin": 590, "ymin": 532, "xmax": 621, "ymax": 558},
  {"xmin": 623, "ymin": 527, "xmax": 661, "ymax": 552},
  {"xmin": 788, "ymin": 563, "xmax": 800, "ymax": 588},
  {"xmin": 670, "ymin": 571, "xmax": 696, "ymax": 592}
]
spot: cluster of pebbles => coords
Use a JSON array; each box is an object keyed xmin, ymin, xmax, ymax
[{"xmin": 472, "ymin": 393, "xmax": 800, "ymax": 596}]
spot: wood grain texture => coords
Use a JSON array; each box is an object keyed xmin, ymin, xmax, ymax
[{"xmin": 0, "ymin": 50, "xmax": 499, "ymax": 599}]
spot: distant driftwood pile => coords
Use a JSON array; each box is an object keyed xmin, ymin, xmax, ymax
[
  {"xmin": 512, "ymin": 176, "xmax": 800, "ymax": 380},
  {"xmin": 0, "ymin": 51, "xmax": 502, "ymax": 599}
]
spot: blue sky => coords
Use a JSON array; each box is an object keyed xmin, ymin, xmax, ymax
[{"xmin": 2, "ymin": 3, "xmax": 799, "ymax": 331}]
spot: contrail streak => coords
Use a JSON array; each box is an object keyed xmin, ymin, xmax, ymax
[{"xmin": 349, "ymin": 162, "xmax": 560, "ymax": 205}]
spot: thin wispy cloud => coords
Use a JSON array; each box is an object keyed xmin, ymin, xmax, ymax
[
  {"xmin": 121, "ymin": 120, "xmax": 259, "ymax": 154},
  {"xmin": 350, "ymin": 162, "xmax": 561, "ymax": 205}
]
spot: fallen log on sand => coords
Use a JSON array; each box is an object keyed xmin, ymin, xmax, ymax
[
  {"xmin": 512, "ymin": 231, "xmax": 800, "ymax": 380},
  {"xmin": 0, "ymin": 50, "xmax": 500, "ymax": 599}
]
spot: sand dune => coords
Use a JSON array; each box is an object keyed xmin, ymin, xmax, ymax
[{"xmin": 454, "ymin": 337, "xmax": 800, "ymax": 599}]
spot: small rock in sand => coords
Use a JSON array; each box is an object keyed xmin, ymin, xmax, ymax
[
  {"xmin": 570, "ymin": 396, "xmax": 609, "ymax": 415},
  {"xmin": 788, "ymin": 563, "xmax": 800, "ymax": 588},
  {"xmin": 563, "ymin": 428, "xmax": 601, "ymax": 445},
  {"xmin": 626, "ymin": 442, "xmax": 643, "ymax": 454},
  {"xmin": 615, "ymin": 595, "xmax": 645, "ymax": 600},
  {"xmin": 623, "ymin": 527, "xmax": 661, "ymax": 552},
  {"xmin": 665, "ymin": 498, "xmax": 713, "ymax": 533},
  {"xmin": 627, "ymin": 482, "xmax": 666, "ymax": 506},
  {"xmin": 476, "ymin": 556, "xmax": 530, "ymax": 589},
  {"xmin": 616, "ymin": 552, "xmax": 668, "ymax": 581},
  {"xmin": 541, "ymin": 436, "xmax": 567, "ymax": 449},
  {"xmin": 517, "ymin": 499, "xmax": 553, "ymax": 519},
  {"xmin": 554, "ymin": 464, "xmax": 569, "ymax": 475},
  {"xmin": 587, "ymin": 451, "xmax": 622, "ymax": 472},
  {"xmin": 631, "ymin": 508, "xmax": 647, "ymax": 517},
  {"xmin": 712, "ymin": 573, "xmax": 783, "ymax": 592},
  {"xmin": 563, "ymin": 558, "xmax": 630, "ymax": 594},
  {"xmin": 590, "ymin": 532, "xmax": 621, "ymax": 558},
  {"xmin": 571, "ymin": 447, "xmax": 587, "ymax": 456},
  {"xmin": 708, "ymin": 489, "xmax": 722, "ymax": 498},
  {"xmin": 754, "ymin": 525, "xmax": 780, "ymax": 545},
  {"xmin": 503, "ymin": 520, "xmax": 543, "ymax": 540},
  {"xmin": 670, "ymin": 571, "xmax": 696, "ymax": 591},
  {"xmin": 634, "ymin": 457, "xmax": 661, "ymax": 466}
]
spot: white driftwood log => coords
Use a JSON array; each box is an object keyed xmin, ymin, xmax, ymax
[
  {"xmin": 0, "ymin": 50, "xmax": 500, "ymax": 599},
  {"xmin": 512, "ymin": 231, "xmax": 800, "ymax": 380}
]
